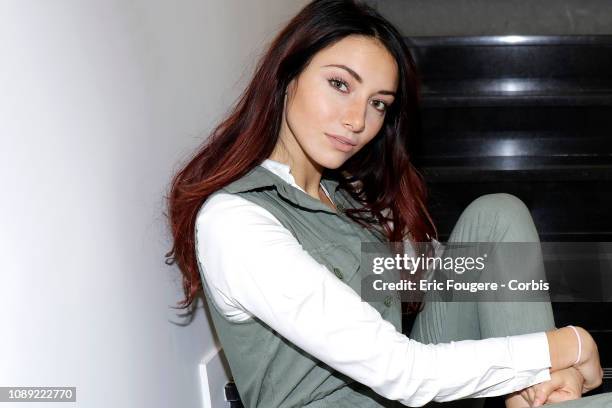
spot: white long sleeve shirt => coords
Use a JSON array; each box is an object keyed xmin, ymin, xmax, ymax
[{"xmin": 195, "ymin": 158, "xmax": 552, "ymax": 407}]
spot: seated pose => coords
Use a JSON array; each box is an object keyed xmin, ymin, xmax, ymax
[{"xmin": 166, "ymin": 1, "xmax": 609, "ymax": 407}]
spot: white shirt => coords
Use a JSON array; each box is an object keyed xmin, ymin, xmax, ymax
[{"xmin": 195, "ymin": 158, "xmax": 552, "ymax": 407}]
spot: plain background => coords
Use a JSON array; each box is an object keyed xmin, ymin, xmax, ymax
[{"xmin": 0, "ymin": 1, "xmax": 307, "ymax": 407}]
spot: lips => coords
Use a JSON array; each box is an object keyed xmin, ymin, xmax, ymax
[
  {"xmin": 325, "ymin": 133, "xmax": 357, "ymax": 146},
  {"xmin": 326, "ymin": 133, "xmax": 356, "ymax": 153}
]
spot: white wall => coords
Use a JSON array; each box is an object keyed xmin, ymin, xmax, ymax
[{"xmin": 0, "ymin": 0, "xmax": 308, "ymax": 407}]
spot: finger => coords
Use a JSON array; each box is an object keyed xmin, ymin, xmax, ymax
[
  {"xmin": 536, "ymin": 370, "xmax": 568, "ymax": 406},
  {"xmin": 521, "ymin": 389, "xmax": 533, "ymax": 405},
  {"xmin": 533, "ymin": 384, "xmax": 555, "ymax": 407},
  {"xmin": 525, "ymin": 387, "xmax": 535, "ymax": 405},
  {"xmin": 547, "ymin": 390, "xmax": 580, "ymax": 404}
]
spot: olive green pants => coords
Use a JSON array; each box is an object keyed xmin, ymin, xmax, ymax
[{"xmin": 410, "ymin": 193, "xmax": 612, "ymax": 407}]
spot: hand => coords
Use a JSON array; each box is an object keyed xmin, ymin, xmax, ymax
[
  {"xmin": 546, "ymin": 326, "xmax": 603, "ymax": 393},
  {"xmin": 520, "ymin": 367, "xmax": 584, "ymax": 407},
  {"xmin": 570, "ymin": 327, "xmax": 603, "ymax": 393}
]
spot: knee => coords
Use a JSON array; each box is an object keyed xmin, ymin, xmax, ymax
[
  {"xmin": 462, "ymin": 193, "xmax": 536, "ymax": 234},
  {"xmin": 466, "ymin": 193, "xmax": 531, "ymax": 221},
  {"xmin": 450, "ymin": 193, "xmax": 540, "ymax": 242}
]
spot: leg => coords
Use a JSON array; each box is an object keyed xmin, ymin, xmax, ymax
[
  {"xmin": 445, "ymin": 193, "xmax": 556, "ymax": 338},
  {"xmin": 410, "ymin": 193, "xmax": 612, "ymax": 407},
  {"xmin": 410, "ymin": 193, "xmax": 555, "ymax": 408},
  {"xmin": 448, "ymin": 194, "xmax": 555, "ymax": 408}
]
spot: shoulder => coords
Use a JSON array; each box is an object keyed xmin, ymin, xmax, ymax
[
  {"xmin": 197, "ymin": 191, "xmax": 283, "ymax": 226},
  {"xmin": 195, "ymin": 191, "xmax": 288, "ymax": 246}
]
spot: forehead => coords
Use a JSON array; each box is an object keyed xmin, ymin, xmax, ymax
[{"xmin": 310, "ymin": 35, "xmax": 399, "ymax": 90}]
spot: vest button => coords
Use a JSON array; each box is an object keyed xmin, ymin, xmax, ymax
[
  {"xmin": 383, "ymin": 295, "xmax": 394, "ymax": 307},
  {"xmin": 335, "ymin": 203, "xmax": 344, "ymax": 213},
  {"xmin": 333, "ymin": 267, "xmax": 344, "ymax": 280}
]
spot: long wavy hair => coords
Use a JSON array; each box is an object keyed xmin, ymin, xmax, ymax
[{"xmin": 165, "ymin": 0, "xmax": 437, "ymax": 311}]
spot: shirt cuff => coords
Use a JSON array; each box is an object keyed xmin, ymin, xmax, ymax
[
  {"xmin": 508, "ymin": 331, "xmax": 552, "ymax": 387},
  {"xmin": 508, "ymin": 331, "xmax": 552, "ymax": 372}
]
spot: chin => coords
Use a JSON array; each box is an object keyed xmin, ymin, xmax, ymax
[{"xmin": 318, "ymin": 153, "xmax": 348, "ymax": 170}]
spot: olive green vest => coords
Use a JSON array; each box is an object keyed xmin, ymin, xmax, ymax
[{"xmin": 196, "ymin": 164, "xmax": 403, "ymax": 408}]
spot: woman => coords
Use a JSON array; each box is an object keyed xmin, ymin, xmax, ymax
[{"xmin": 165, "ymin": 0, "xmax": 608, "ymax": 407}]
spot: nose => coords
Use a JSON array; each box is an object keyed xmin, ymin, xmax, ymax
[{"xmin": 342, "ymin": 98, "xmax": 366, "ymax": 133}]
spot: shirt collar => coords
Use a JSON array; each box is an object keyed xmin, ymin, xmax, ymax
[
  {"xmin": 259, "ymin": 158, "xmax": 305, "ymax": 193},
  {"xmin": 221, "ymin": 158, "xmax": 343, "ymax": 214}
]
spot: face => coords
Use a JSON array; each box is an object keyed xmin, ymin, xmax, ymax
[{"xmin": 279, "ymin": 35, "xmax": 399, "ymax": 170}]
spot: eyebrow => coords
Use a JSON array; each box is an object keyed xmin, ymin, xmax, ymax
[{"xmin": 322, "ymin": 64, "xmax": 396, "ymax": 96}]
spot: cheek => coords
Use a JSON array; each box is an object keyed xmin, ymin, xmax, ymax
[
  {"xmin": 362, "ymin": 115, "xmax": 385, "ymax": 142},
  {"xmin": 293, "ymin": 83, "xmax": 338, "ymax": 124}
]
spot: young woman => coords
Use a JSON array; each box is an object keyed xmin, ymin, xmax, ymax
[{"xmin": 166, "ymin": 1, "xmax": 608, "ymax": 407}]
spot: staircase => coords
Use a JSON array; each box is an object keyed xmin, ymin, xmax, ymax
[{"xmin": 405, "ymin": 35, "xmax": 612, "ymax": 403}]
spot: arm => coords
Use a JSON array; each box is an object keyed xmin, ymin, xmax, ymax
[
  {"xmin": 505, "ymin": 314, "xmax": 603, "ymax": 407},
  {"xmin": 196, "ymin": 192, "xmax": 556, "ymax": 407},
  {"xmin": 546, "ymin": 326, "xmax": 603, "ymax": 393}
]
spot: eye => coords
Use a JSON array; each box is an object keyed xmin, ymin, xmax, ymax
[
  {"xmin": 371, "ymin": 99, "xmax": 388, "ymax": 113},
  {"xmin": 328, "ymin": 77, "xmax": 349, "ymax": 92}
]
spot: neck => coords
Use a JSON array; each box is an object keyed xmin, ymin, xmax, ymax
[
  {"xmin": 269, "ymin": 127, "xmax": 324, "ymax": 200},
  {"xmin": 269, "ymin": 153, "xmax": 323, "ymax": 200}
]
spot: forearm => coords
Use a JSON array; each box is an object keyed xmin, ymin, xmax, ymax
[
  {"xmin": 545, "ymin": 325, "xmax": 602, "ymax": 393},
  {"xmin": 504, "ymin": 327, "xmax": 586, "ymax": 408},
  {"xmin": 545, "ymin": 326, "xmax": 588, "ymax": 371}
]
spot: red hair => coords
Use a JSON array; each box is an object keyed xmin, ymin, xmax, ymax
[{"xmin": 165, "ymin": 0, "xmax": 437, "ymax": 311}]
